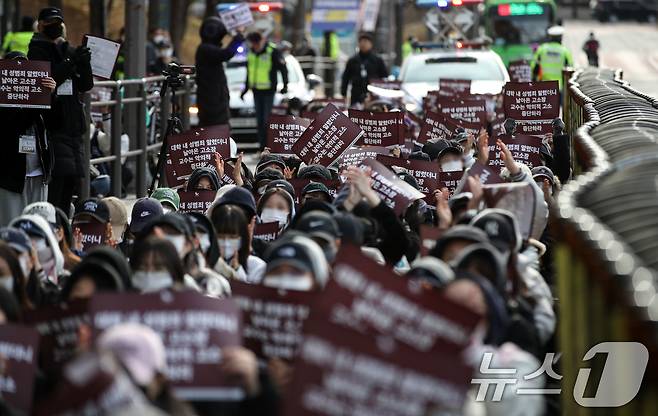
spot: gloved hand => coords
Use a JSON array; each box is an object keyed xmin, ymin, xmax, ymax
[
  {"xmin": 240, "ymin": 89, "xmax": 247, "ymax": 100},
  {"xmin": 73, "ymin": 46, "xmax": 92, "ymax": 65},
  {"xmin": 280, "ymin": 85, "xmax": 288, "ymax": 95}
]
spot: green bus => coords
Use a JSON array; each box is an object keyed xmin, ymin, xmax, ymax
[{"xmin": 484, "ymin": 0, "xmax": 558, "ymax": 66}]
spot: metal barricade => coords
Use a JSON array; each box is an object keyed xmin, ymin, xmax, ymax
[
  {"xmin": 81, "ymin": 75, "xmax": 194, "ymax": 200},
  {"xmin": 556, "ymin": 67, "xmax": 658, "ymax": 415}
]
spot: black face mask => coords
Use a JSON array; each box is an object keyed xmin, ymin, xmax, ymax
[{"xmin": 43, "ymin": 23, "xmax": 63, "ymax": 40}]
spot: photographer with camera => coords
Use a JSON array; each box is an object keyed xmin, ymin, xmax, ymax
[
  {"xmin": 195, "ymin": 17, "xmax": 244, "ymax": 127},
  {"xmin": 28, "ymin": 7, "xmax": 94, "ymax": 213}
]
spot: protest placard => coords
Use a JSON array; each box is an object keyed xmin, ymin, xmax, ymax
[
  {"xmin": 516, "ymin": 119, "xmax": 554, "ymax": 135},
  {"xmin": 369, "ymin": 78, "xmax": 402, "ymax": 89},
  {"xmin": 72, "ymin": 220, "xmax": 107, "ymax": 252},
  {"xmin": 375, "ymin": 155, "xmax": 440, "ymax": 198},
  {"xmin": 487, "ymin": 134, "xmax": 543, "ymax": 171},
  {"xmin": 308, "ymin": 98, "xmax": 347, "ymax": 111},
  {"xmin": 359, "ymin": 159, "xmax": 426, "ymax": 216},
  {"xmin": 439, "ymin": 78, "xmax": 471, "ymax": 97},
  {"xmin": 177, "ymin": 190, "xmax": 217, "ymax": 214},
  {"xmin": 0, "ymin": 324, "xmax": 40, "ymax": 414},
  {"xmin": 292, "ymin": 104, "xmax": 364, "ymax": 167},
  {"xmin": 84, "ymin": 35, "xmax": 121, "ymax": 79},
  {"xmin": 336, "ymin": 146, "xmax": 391, "ymax": 170},
  {"xmin": 253, "ymin": 222, "xmax": 280, "ymax": 242},
  {"xmin": 439, "ymin": 170, "xmax": 464, "ymax": 197},
  {"xmin": 483, "ymin": 182, "xmax": 536, "ymax": 240},
  {"xmin": 0, "ymin": 59, "xmax": 51, "ymax": 108},
  {"xmin": 437, "ymin": 98, "xmax": 487, "ymax": 124},
  {"xmin": 348, "ymin": 109, "xmax": 405, "ymax": 147},
  {"xmin": 231, "ymin": 281, "xmax": 319, "ymax": 361},
  {"xmin": 508, "ymin": 60, "xmax": 532, "ymax": 83},
  {"xmin": 417, "ymin": 111, "xmax": 452, "ymax": 143},
  {"xmin": 219, "ymin": 3, "xmax": 254, "ymax": 31},
  {"xmin": 266, "ymin": 115, "xmax": 310, "ymax": 154},
  {"xmin": 23, "ymin": 300, "xmax": 89, "ymax": 373},
  {"xmin": 463, "ymin": 161, "xmax": 504, "ymax": 191},
  {"xmin": 90, "ymin": 291, "xmax": 243, "ymax": 401},
  {"xmin": 165, "ymin": 124, "xmax": 230, "ymax": 188},
  {"xmin": 503, "ymin": 81, "xmax": 559, "ymax": 121},
  {"xmin": 283, "ymin": 321, "xmax": 473, "ymax": 416},
  {"xmin": 288, "ymin": 178, "xmax": 342, "ymax": 203}
]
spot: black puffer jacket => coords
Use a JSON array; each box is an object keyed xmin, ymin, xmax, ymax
[
  {"xmin": 28, "ymin": 33, "xmax": 93, "ymax": 176},
  {"xmin": 195, "ymin": 19, "xmax": 243, "ymax": 127}
]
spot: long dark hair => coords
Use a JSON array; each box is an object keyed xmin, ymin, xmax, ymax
[
  {"xmin": 210, "ymin": 204, "xmax": 250, "ymax": 271},
  {"xmin": 0, "ymin": 242, "xmax": 30, "ymax": 310},
  {"xmin": 130, "ymin": 237, "xmax": 186, "ymax": 285}
]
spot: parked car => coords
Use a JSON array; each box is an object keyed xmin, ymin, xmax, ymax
[{"xmin": 590, "ymin": 0, "xmax": 658, "ymax": 22}]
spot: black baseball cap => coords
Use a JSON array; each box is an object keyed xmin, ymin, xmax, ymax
[
  {"xmin": 265, "ymin": 240, "xmax": 315, "ymax": 275},
  {"xmin": 11, "ymin": 218, "xmax": 48, "ymax": 240},
  {"xmin": 130, "ymin": 198, "xmax": 164, "ymax": 234},
  {"xmin": 75, "ymin": 198, "xmax": 111, "ymax": 223},
  {"xmin": 532, "ymin": 166, "xmax": 555, "ymax": 185},
  {"xmin": 301, "ymin": 182, "xmax": 331, "ymax": 200},
  {"xmin": 38, "ymin": 7, "xmax": 64, "ymax": 22},
  {"xmin": 295, "ymin": 211, "xmax": 341, "ymax": 243},
  {"xmin": 429, "ymin": 225, "xmax": 489, "ymax": 259},
  {"xmin": 0, "ymin": 227, "xmax": 32, "ymax": 253},
  {"xmin": 142, "ymin": 213, "xmax": 194, "ymax": 239},
  {"xmin": 266, "ymin": 179, "xmax": 296, "ymax": 200},
  {"xmin": 471, "ymin": 209, "xmax": 521, "ymax": 254},
  {"xmin": 256, "ymin": 155, "xmax": 287, "ymax": 173},
  {"xmin": 216, "ymin": 187, "xmax": 257, "ymax": 219},
  {"xmin": 298, "ymin": 164, "xmax": 332, "ymax": 181}
]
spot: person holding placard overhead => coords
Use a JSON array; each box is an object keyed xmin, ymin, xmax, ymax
[
  {"xmin": 195, "ymin": 16, "xmax": 244, "ymax": 128},
  {"xmin": 28, "ymin": 7, "xmax": 94, "ymax": 213}
]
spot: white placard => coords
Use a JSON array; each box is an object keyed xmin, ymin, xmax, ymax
[
  {"xmin": 220, "ymin": 3, "xmax": 254, "ymax": 31},
  {"xmin": 84, "ymin": 35, "xmax": 121, "ymax": 79}
]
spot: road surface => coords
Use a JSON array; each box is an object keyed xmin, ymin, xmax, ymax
[{"xmin": 563, "ymin": 20, "xmax": 658, "ymax": 98}]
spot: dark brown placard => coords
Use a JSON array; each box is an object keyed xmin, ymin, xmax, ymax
[
  {"xmin": 72, "ymin": 220, "xmax": 108, "ymax": 252},
  {"xmin": 23, "ymin": 299, "xmax": 89, "ymax": 373},
  {"xmin": 438, "ymin": 78, "xmax": 472, "ymax": 97},
  {"xmin": 369, "ymin": 78, "xmax": 402, "ymax": 89},
  {"xmin": 0, "ymin": 60, "xmax": 51, "ymax": 108},
  {"xmin": 437, "ymin": 98, "xmax": 487, "ymax": 125},
  {"xmin": 439, "ymin": 170, "xmax": 465, "ymax": 197},
  {"xmin": 177, "ymin": 190, "xmax": 217, "ymax": 213},
  {"xmin": 360, "ymin": 159, "xmax": 426, "ymax": 216},
  {"xmin": 508, "ymin": 60, "xmax": 532, "ymax": 83},
  {"xmin": 90, "ymin": 291, "xmax": 243, "ymax": 401},
  {"xmin": 348, "ymin": 109, "xmax": 405, "ymax": 147},
  {"xmin": 253, "ymin": 221, "xmax": 280, "ymax": 242},
  {"xmin": 231, "ymin": 281, "xmax": 319, "ymax": 361},
  {"xmin": 266, "ymin": 115, "xmax": 311, "ymax": 154},
  {"xmin": 516, "ymin": 119, "xmax": 553, "ymax": 135},
  {"xmin": 288, "ymin": 178, "xmax": 342, "ymax": 203},
  {"xmin": 0, "ymin": 324, "xmax": 40, "ymax": 414},
  {"xmin": 291, "ymin": 104, "xmax": 364, "ymax": 167},
  {"xmin": 336, "ymin": 146, "xmax": 391, "ymax": 170},
  {"xmin": 283, "ymin": 320, "xmax": 473, "ymax": 416},
  {"xmin": 483, "ymin": 182, "xmax": 536, "ymax": 240},
  {"xmin": 165, "ymin": 124, "xmax": 231, "ymax": 188},
  {"xmin": 462, "ymin": 160, "xmax": 504, "ymax": 192},
  {"xmin": 487, "ymin": 134, "xmax": 543, "ymax": 172},
  {"xmin": 503, "ymin": 81, "xmax": 559, "ymax": 121},
  {"xmin": 375, "ymin": 155, "xmax": 441, "ymax": 198},
  {"xmin": 417, "ymin": 111, "xmax": 452, "ymax": 143}
]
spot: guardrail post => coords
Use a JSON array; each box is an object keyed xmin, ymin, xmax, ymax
[
  {"xmin": 136, "ymin": 81, "xmax": 148, "ymax": 198},
  {"xmin": 111, "ymin": 83, "xmax": 123, "ymax": 197},
  {"xmin": 159, "ymin": 88, "xmax": 170, "ymax": 188},
  {"xmin": 81, "ymin": 93, "xmax": 92, "ymax": 201},
  {"xmin": 182, "ymin": 76, "xmax": 191, "ymax": 131}
]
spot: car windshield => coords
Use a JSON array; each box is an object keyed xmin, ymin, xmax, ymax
[
  {"xmin": 402, "ymin": 54, "xmax": 506, "ymax": 83},
  {"xmin": 489, "ymin": 3, "xmax": 553, "ymax": 44},
  {"xmin": 225, "ymin": 60, "xmax": 299, "ymax": 86}
]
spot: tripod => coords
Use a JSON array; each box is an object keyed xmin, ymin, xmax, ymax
[{"xmin": 147, "ymin": 74, "xmax": 185, "ymax": 196}]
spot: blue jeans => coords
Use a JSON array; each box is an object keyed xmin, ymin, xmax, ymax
[{"xmin": 253, "ymin": 90, "xmax": 275, "ymax": 150}]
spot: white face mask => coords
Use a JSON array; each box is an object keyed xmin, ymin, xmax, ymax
[
  {"xmin": 260, "ymin": 208, "xmax": 289, "ymax": 227},
  {"xmin": 32, "ymin": 238, "xmax": 47, "ymax": 251},
  {"xmin": 441, "ymin": 160, "xmax": 464, "ymax": 172},
  {"xmin": 218, "ymin": 237, "xmax": 241, "ymax": 261},
  {"xmin": 153, "ymin": 35, "xmax": 165, "ymax": 44},
  {"xmin": 163, "ymin": 235, "xmax": 186, "ymax": 258},
  {"xmin": 132, "ymin": 271, "xmax": 173, "ymax": 293},
  {"xmin": 263, "ymin": 274, "xmax": 313, "ymax": 291},
  {"xmin": 0, "ymin": 276, "xmax": 13, "ymax": 293},
  {"xmin": 199, "ymin": 233, "xmax": 211, "ymax": 253},
  {"xmin": 18, "ymin": 255, "xmax": 30, "ymax": 278}
]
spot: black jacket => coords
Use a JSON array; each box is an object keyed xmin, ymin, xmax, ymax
[
  {"xmin": 0, "ymin": 108, "xmax": 52, "ymax": 193},
  {"xmin": 341, "ymin": 51, "xmax": 388, "ymax": 105},
  {"xmin": 195, "ymin": 34, "xmax": 243, "ymax": 126},
  {"xmin": 244, "ymin": 44, "xmax": 288, "ymax": 94},
  {"xmin": 28, "ymin": 33, "xmax": 94, "ymax": 176}
]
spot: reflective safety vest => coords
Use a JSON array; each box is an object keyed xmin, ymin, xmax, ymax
[
  {"xmin": 531, "ymin": 42, "xmax": 574, "ymax": 88},
  {"xmin": 247, "ymin": 43, "xmax": 274, "ymax": 90},
  {"xmin": 2, "ymin": 31, "xmax": 33, "ymax": 55},
  {"xmin": 402, "ymin": 41, "xmax": 413, "ymax": 61}
]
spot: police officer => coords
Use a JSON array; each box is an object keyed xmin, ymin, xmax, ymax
[
  {"xmin": 531, "ymin": 26, "xmax": 573, "ymax": 90},
  {"xmin": 401, "ymin": 36, "xmax": 418, "ymax": 61},
  {"xmin": 2, "ymin": 16, "xmax": 34, "ymax": 56},
  {"xmin": 242, "ymin": 32, "xmax": 288, "ymax": 150}
]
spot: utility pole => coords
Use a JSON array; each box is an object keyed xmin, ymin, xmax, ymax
[
  {"xmin": 89, "ymin": 0, "xmax": 107, "ymax": 37},
  {"xmin": 394, "ymin": 0, "xmax": 403, "ymax": 66},
  {"xmin": 293, "ymin": 0, "xmax": 307, "ymax": 46}
]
